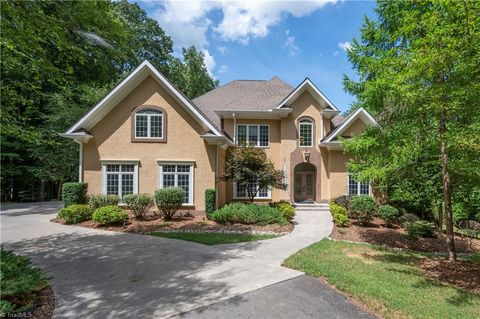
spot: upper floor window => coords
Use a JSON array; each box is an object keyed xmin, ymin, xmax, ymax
[
  {"xmin": 298, "ymin": 118, "xmax": 313, "ymax": 147},
  {"xmin": 348, "ymin": 174, "xmax": 370, "ymax": 195},
  {"xmin": 134, "ymin": 109, "xmax": 164, "ymax": 139},
  {"xmin": 237, "ymin": 124, "xmax": 269, "ymax": 147}
]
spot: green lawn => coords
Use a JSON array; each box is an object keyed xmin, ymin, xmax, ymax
[
  {"xmin": 283, "ymin": 239, "xmax": 480, "ymax": 319},
  {"xmin": 149, "ymin": 231, "xmax": 279, "ymax": 245}
]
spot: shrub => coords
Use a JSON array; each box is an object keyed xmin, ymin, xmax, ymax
[
  {"xmin": 452, "ymin": 203, "xmax": 470, "ymax": 226},
  {"xmin": 277, "ymin": 202, "xmax": 295, "ymax": 222},
  {"xmin": 404, "ymin": 221, "xmax": 435, "ymax": 239},
  {"xmin": 378, "ymin": 205, "xmax": 400, "ymax": 227},
  {"xmin": 58, "ymin": 204, "xmax": 91, "ymax": 224},
  {"xmin": 0, "ymin": 249, "xmax": 48, "ymax": 315},
  {"xmin": 123, "ymin": 194, "xmax": 153, "ymax": 219},
  {"xmin": 62, "ymin": 182, "xmax": 87, "ymax": 207},
  {"xmin": 330, "ymin": 201, "xmax": 349, "ymax": 227},
  {"xmin": 210, "ymin": 202, "xmax": 287, "ymax": 225},
  {"xmin": 398, "ymin": 213, "xmax": 420, "ymax": 224},
  {"xmin": 333, "ymin": 195, "xmax": 353, "ymax": 209},
  {"xmin": 349, "ymin": 195, "xmax": 376, "ymax": 226},
  {"xmin": 88, "ymin": 194, "xmax": 119, "ymax": 211},
  {"xmin": 154, "ymin": 187, "xmax": 184, "ymax": 221},
  {"xmin": 92, "ymin": 205, "xmax": 128, "ymax": 226},
  {"xmin": 205, "ymin": 189, "xmax": 216, "ymax": 218}
]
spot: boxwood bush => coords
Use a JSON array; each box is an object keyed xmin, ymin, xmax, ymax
[
  {"xmin": 404, "ymin": 220, "xmax": 436, "ymax": 239},
  {"xmin": 349, "ymin": 195, "xmax": 376, "ymax": 226},
  {"xmin": 277, "ymin": 202, "xmax": 295, "ymax": 222},
  {"xmin": 61, "ymin": 182, "xmax": 87, "ymax": 207},
  {"xmin": 211, "ymin": 202, "xmax": 287, "ymax": 225},
  {"xmin": 88, "ymin": 194, "xmax": 119, "ymax": 211},
  {"xmin": 378, "ymin": 205, "xmax": 400, "ymax": 227},
  {"xmin": 332, "ymin": 195, "xmax": 353, "ymax": 209},
  {"xmin": 154, "ymin": 187, "xmax": 184, "ymax": 220},
  {"xmin": 92, "ymin": 205, "xmax": 128, "ymax": 226},
  {"xmin": 0, "ymin": 250, "xmax": 48, "ymax": 315},
  {"xmin": 123, "ymin": 194, "xmax": 153, "ymax": 219},
  {"xmin": 330, "ymin": 201, "xmax": 349, "ymax": 227},
  {"xmin": 205, "ymin": 189, "xmax": 216, "ymax": 218},
  {"xmin": 58, "ymin": 204, "xmax": 92, "ymax": 224}
]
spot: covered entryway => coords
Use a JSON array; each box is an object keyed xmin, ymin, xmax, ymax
[{"xmin": 294, "ymin": 163, "xmax": 316, "ymax": 203}]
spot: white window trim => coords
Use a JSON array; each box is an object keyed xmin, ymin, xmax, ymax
[
  {"xmin": 233, "ymin": 182, "xmax": 272, "ymax": 200},
  {"xmin": 135, "ymin": 112, "xmax": 164, "ymax": 139},
  {"xmin": 101, "ymin": 161, "xmax": 139, "ymax": 197},
  {"xmin": 236, "ymin": 124, "xmax": 270, "ymax": 148},
  {"xmin": 157, "ymin": 162, "xmax": 194, "ymax": 205},
  {"xmin": 298, "ymin": 120, "xmax": 313, "ymax": 147},
  {"xmin": 347, "ymin": 174, "xmax": 371, "ymax": 196}
]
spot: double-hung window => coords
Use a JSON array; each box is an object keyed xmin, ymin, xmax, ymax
[
  {"xmin": 102, "ymin": 163, "xmax": 138, "ymax": 198},
  {"xmin": 237, "ymin": 124, "xmax": 269, "ymax": 147},
  {"xmin": 235, "ymin": 178, "xmax": 271, "ymax": 199},
  {"xmin": 298, "ymin": 119, "xmax": 313, "ymax": 147},
  {"xmin": 158, "ymin": 163, "xmax": 194, "ymax": 204},
  {"xmin": 348, "ymin": 174, "xmax": 370, "ymax": 195},
  {"xmin": 135, "ymin": 109, "xmax": 163, "ymax": 139}
]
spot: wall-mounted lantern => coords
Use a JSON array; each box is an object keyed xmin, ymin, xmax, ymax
[{"xmin": 303, "ymin": 151, "xmax": 311, "ymax": 162}]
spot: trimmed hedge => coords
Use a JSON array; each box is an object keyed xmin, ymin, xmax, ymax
[
  {"xmin": 154, "ymin": 187, "xmax": 184, "ymax": 220},
  {"xmin": 277, "ymin": 202, "xmax": 295, "ymax": 222},
  {"xmin": 349, "ymin": 195, "xmax": 376, "ymax": 226},
  {"xmin": 92, "ymin": 205, "xmax": 128, "ymax": 226},
  {"xmin": 58, "ymin": 204, "xmax": 91, "ymax": 224},
  {"xmin": 378, "ymin": 205, "xmax": 400, "ymax": 227},
  {"xmin": 210, "ymin": 202, "xmax": 287, "ymax": 225},
  {"xmin": 123, "ymin": 194, "xmax": 153, "ymax": 219},
  {"xmin": 205, "ymin": 189, "xmax": 216, "ymax": 218},
  {"xmin": 330, "ymin": 201, "xmax": 349, "ymax": 227},
  {"xmin": 62, "ymin": 182, "xmax": 87, "ymax": 207},
  {"xmin": 89, "ymin": 194, "xmax": 119, "ymax": 211}
]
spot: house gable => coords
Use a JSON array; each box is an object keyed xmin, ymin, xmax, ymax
[
  {"xmin": 63, "ymin": 60, "xmax": 222, "ymax": 138},
  {"xmin": 276, "ymin": 78, "xmax": 340, "ymax": 111}
]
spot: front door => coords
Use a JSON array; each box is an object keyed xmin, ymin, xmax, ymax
[{"xmin": 294, "ymin": 172, "xmax": 315, "ymax": 202}]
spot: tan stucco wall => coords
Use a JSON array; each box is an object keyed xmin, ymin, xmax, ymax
[
  {"xmin": 342, "ymin": 118, "xmax": 365, "ymax": 137},
  {"xmin": 328, "ymin": 150, "xmax": 351, "ymax": 198},
  {"xmin": 83, "ymin": 75, "xmax": 215, "ymax": 210}
]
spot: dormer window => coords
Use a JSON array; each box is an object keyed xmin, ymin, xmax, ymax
[
  {"xmin": 132, "ymin": 107, "xmax": 166, "ymax": 142},
  {"xmin": 298, "ymin": 118, "xmax": 313, "ymax": 147}
]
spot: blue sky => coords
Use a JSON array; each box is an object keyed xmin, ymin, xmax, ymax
[{"xmin": 136, "ymin": 1, "xmax": 377, "ymax": 112}]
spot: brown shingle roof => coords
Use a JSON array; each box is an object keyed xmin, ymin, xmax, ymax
[{"xmin": 193, "ymin": 77, "xmax": 293, "ymax": 128}]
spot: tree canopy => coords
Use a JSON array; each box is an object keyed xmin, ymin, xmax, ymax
[
  {"xmin": 343, "ymin": 0, "xmax": 480, "ymax": 260},
  {"xmin": 1, "ymin": 0, "xmax": 218, "ymax": 201}
]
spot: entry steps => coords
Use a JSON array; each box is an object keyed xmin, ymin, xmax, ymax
[{"xmin": 293, "ymin": 202, "xmax": 329, "ymax": 210}]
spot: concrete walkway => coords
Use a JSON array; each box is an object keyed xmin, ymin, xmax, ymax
[{"xmin": 1, "ymin": 202, "xmax": 351, "ymax": 318}]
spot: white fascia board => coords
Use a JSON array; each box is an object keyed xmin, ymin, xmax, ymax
[
  {"xmin": 323, "ymin": 107, "xmax": 377, "ymax": 143},
  {"xmin": 276, "ymin": 78, "xmax": 339, "ymax": 111},
  {"xmin": 319, "ymin": 141, "xmax": 343, "ymax": 150},
  {"xmin": 214, "ymin": 109, "xmax": 292, "ymax": 119},
  {"xmin": 65, "ymin": 60, "xmax": 222, "ymax": 136}
]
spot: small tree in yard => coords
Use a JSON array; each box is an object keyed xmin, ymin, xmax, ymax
[
  {"xmin": 154, "ymin": 187, "xmax": 184, "ymax": 220},
  {"xmin": 224, "ymin": 146, "xmax": 286, "ymax": 203}
]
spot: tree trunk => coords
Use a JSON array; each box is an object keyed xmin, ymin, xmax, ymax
[
  {"xmin": 439, "ymin": 109, "xmax": 456, "ymax": 261},
  {"xmin": 57, "ymin": 178, "xmax": 64, "ymax": 200},
  {"xmin": 40, "ymin": 179, "xmax": 45, "ymax": 202},
  {"xmin": 437, "ymin": 202, "xmax": 443, "ymax": 232}
]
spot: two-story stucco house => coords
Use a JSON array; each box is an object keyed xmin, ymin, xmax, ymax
[{"xmin": 62, "ymin": 61, "xmax": 376, "ymax": 211}]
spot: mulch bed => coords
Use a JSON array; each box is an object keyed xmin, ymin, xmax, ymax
[
  {"xmin": 331, "ymin": 217, "xmax": 480, "ymax": 293},
  {"xmin": 30, "ymin": 286, "xmax": 55, "ymax": 319},
  {"xmin": 331, "ymin": 217, "xmax": 480, "ymax": 253},
  {"xmin": 51, "ymin": 210, "xmax": 293, "ymax": 235}
]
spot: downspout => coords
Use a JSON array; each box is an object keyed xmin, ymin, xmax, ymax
[
  {"xmin": 75, "ymin": 140, "xmax": 84, "ymax": 183},
  {"xmin": 232, "ymin": 112, "xmax": 237, "ymax": 145},
  {"xmin": 215, "ymin": 144, "xmax": 219, "ymax": 210}
]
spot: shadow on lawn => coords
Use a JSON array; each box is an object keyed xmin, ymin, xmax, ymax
[{"xmin": 3, "ymin": 230, "xmax": 258, "ymax": 318}]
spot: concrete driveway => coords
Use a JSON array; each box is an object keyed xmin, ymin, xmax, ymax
[{"xmin": 0, "ymin": 202, "xmax": 371, "ymax": 318}]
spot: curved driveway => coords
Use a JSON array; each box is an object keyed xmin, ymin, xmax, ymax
[{"xmin": 1, "ymin": 202, "xmax": 338, "ymax": 318}]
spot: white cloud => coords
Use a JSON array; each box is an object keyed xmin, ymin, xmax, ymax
[
  {"xmin": 218, "ymin": 65, "xmax": 228, "ymax": 74},
  {"xmin": 202, "ymin": 49, "xmax": 216, "ymax": 75},
  {"xmin": 338, "ymin": 41, "xmax": 352, "ymax": 52},
  {"xmin": 284, "ymin": 30, "xmax": 299, "ymax": 56},
  {"xmin": 217, "ymin": 46, "xmax": 228, "ymax": 55},
  {"xmin": 333, "ymin": 50, "xmax": 340, "ymax": 56}
]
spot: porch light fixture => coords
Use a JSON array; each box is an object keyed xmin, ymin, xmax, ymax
[{"xmin": 303, "ymin": 151, "xmax": 311, "ymax": 162}]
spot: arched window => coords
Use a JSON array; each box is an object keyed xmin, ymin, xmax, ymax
[
  {"xmin": 298, "ymin": 118, "xmax": 313, "ymax": 147},
  {"xmin": 134, "ymin": 109, "xmax": 164, "ymax": 139}
]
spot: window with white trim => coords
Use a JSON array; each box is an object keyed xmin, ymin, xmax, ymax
[
  {"xmin": 235, "ymin": 178, "xmax": 271, "ymax": 199},
  {"xmin": 348, "ymin": 174, "xmax": 370, "ymax": 195},
  {"xmin": 103, "ymin": 163, "xmax": 138, "ymax": 198},
  {"xmin": 298, "ymin": 119, "xmax": 313, "ymax": 147},
  {"xmin": 135, "ymin": 109, "xmax": 163, "ymax": 138},
  {"xmin": 237, "ymin": 124, "xmax": 269, "ymax": 147},
  {"xmin": 158, "ymin": 163, "xmax": 194, "ymax": 204}
]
